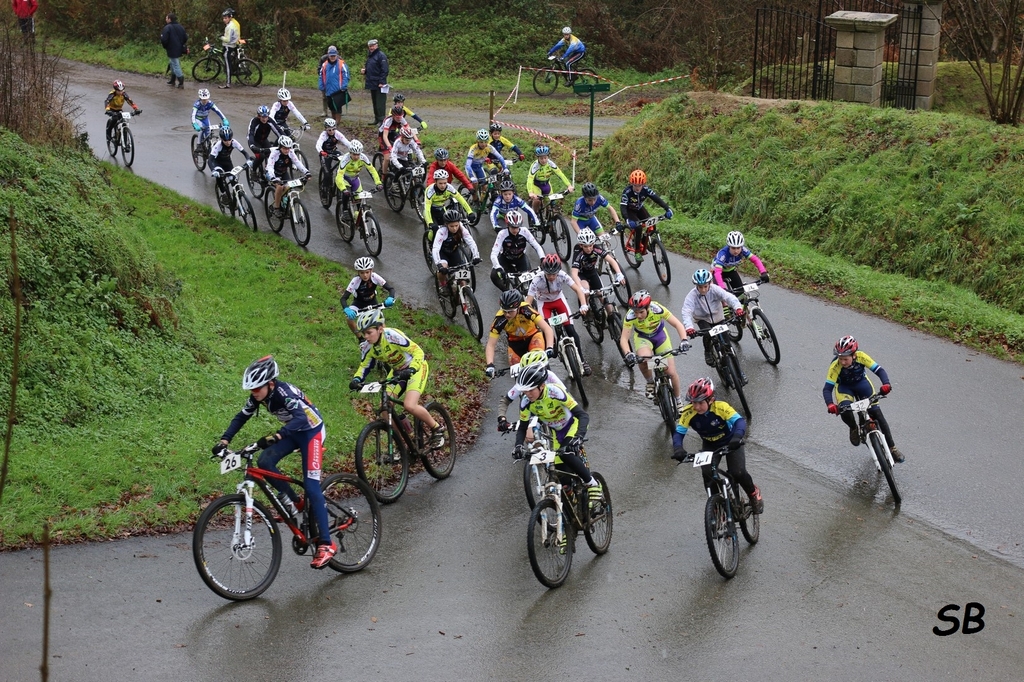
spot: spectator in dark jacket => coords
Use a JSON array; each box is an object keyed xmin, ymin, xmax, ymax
[
  {"xmin": 160, "ymin": 13, "xmax": 188, "ymax": 89},
  {"xmin": 12, "ymin": 0, "xmax": 38, "ymax": 36},
  {"xmin": 360, "ymin": 39, "xmax": 389, "ymax": 126},
  {"xmin": 319, "ymin": 45, "xmax": 351, "ymax": 117}
]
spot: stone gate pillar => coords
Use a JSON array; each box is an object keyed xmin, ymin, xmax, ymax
[
  {"xmin": 903, "ymin": 0, "xmax": 944, "ymax": 110},
  {"xmin": 825, "ymin": 11, "xmax": 898, "ymax": 107}
]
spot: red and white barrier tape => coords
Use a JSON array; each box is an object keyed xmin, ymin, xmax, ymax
[{"xmin": 490, "ymin": 118, "xmax": 573, "ymax": 151}]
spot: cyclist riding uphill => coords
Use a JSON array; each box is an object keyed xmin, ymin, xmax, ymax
[
  {"xmin": 488, "ymin": 122, "xmax": 525, "ymax": 162},
  {"xmin": 570, "ymin": 228, "xmax": 626, "ymax": 317},
  {"xmin": 490, "ymin": 207, "xmax": 545, "ymax": 290},
  {"xmin": 270, "ymin": 87, "xmax": 309, "ymax": 131},
  {"xmin": 713, "ymin": 231, "xmax": 770, "ymax": 292},
  {"xmin": 485, "ymin": 288, "xmax": 555, "ymax": 375},
  {"xmin": 265, "ymin": 135, "xmax": 310, "ymax": 218},
  {"xmin": 334, "ymin": 139, "xmax": 383, "ymax": 220},
  {"xmin": 495, "ymin": 349, "xmax": 565, "ymax": 434},
  {"xmin": 104, "ymin": 80, "xmax": 141, "ymax": 143},
  {"xmin": 191, "ymin": 88, "xmax": 228, "ymax": 144},
  {"xmin": 465, "ymin": 128, "xmax": 508, "ymax": 186},
  {"xmin": 432, "ymin": 208, "xmax": 482, "ymax": 288},
  {"xmin": 314, "ymin": 117, "xmax": 351, "ymax": 165},
  {"xmin": 823, "ymin": 336, "xmax": 904, "ymax": 463},
  {"xmin": 247, "ymin": 105, "xmax": 283, "ymax": 172},
  {"xmin": 341, "ymin": 256, "xmax": 396, "ymax": 340},
  {"xmin": 392, "ymin": 93, "xmax": 428, "ymax": 130},
  {"xmin": 527, "ymin": 145, "xmax": 573, "ymax": 218},
  {"xmin": 526, "ymin": 253, "xmax": 592, "ymax": 376},
  {"xmin": 212, "ymin": 356, "xmax": 337, "ymax": 569},
  {"xmin": 490, "ymin": 178, "xmax": 540, "ymax": 232},
  {"xmin": 619, "ymin": 289, "xmax": 690, "ymax": 404},
  {"xmin": 671, "ymin": 378, "xmax": 763, "ymax": 514},
  {"xmin": 424, "ymin": 169, "xmax": 476, "ymax": 236},
  {"xmin": 620, "ymin": 169, "xmax": 672, "ymax": 263},
  {"xmin": 208, "ymin": 126, "xmax": 254, "ymax": 197},
  {"xmin": 349, "ymin": 309, "xmax": 447, "ymax": 449},
  {"xmin": 428, "ymin": 148, "xmax": 475, "ymax": 194},
  {"xmin": 511, "ymin": 362, "xmax": 603, "ymax": 506},
  {"xmin": 547, "ymin": 26, "xmax": 586, "ymax": 81},
  {"xmin": 571, "ymin": 182, "xmax": 622, "ymax": 237},
  {"xmin": 680, "ymin": 268, "xmax": 744, "ymax": 370}
]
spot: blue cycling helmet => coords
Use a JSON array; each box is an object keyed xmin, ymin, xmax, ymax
[
  {"xmin": 692, "ymin": 269, "xmax": 713, "ymax": 286},
  {"xmin": 219, "ymin": 126, "xmax": 233, "ymax": 141},
  {"xmin": 535, "ymin": 145, "xmax": 550, "ymax": 156},
  {"xmin": 256, "ymin": 105, "xmax": 270, "ymax": 117}
]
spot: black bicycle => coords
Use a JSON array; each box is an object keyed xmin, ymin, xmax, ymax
[
  {"xmin": 532, "ymin": 57, "xmax": 598, "ymax": 97},
  {"xmin": 192, "ymin": 37, "xmax": 263, "ymax": 87},
  {"xmin": 580, "ymin": 282, "xmax": 627, "ymax": 359},
  {"xmin": 536, "ymin": 192, "xmax": 572, "ymax": 262},
  {"xmin": 690, "ymin": 446, "xmax": 759, "ymax": 579},
  {"xmin": 694, "ymin": 322, "xmax": 751, "ymax": 418},
  {"xmin": 383, "ymin": 163, "xmax": 427, "ymax": 222},
  {"xmin": 318, "ymin": 150, "xmax": 342, "ymax": 209}
]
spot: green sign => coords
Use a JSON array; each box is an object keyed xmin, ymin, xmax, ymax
[{"xmin": 573, "ymin": 83, "xmax": 611, "ymax": 94}]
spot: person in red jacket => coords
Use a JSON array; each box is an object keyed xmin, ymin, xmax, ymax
[
  {"xmin": 427, "ymin": 147, "xmax": 474, "ymax": 192},
  {"xmin": 12, "ymin": 0, "xmax": 38, "ymax": 35}
]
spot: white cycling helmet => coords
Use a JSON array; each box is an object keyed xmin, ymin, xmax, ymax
[
  {"xmin": 197, "ymin": 88, "xmax": 211, "ymax": 100},
  {"xmin": 354, "ymin": 257, "xmax": 375, "ymax": 271},
  {"xmin": 577, "ymin": 229, "xmax": 597, "ymax": 246},
  {"xmin": 277, "ymin": 87, "xmax": 291, "ymax": 100},
  {"xmin": 277, "ymin": 135, "xmax": 294, "ymax": 148},
  {"xmin": 433, "ymin": 169, "xmax": 450, "ymax": 181},
  {"xmin": 476, "ymin": 129, "xmax": 489, "ymax": 142},
  {"xmin": 562, "ymin": 26, "xmax": 572, "ymax": 35},
  {"xmin": 242, "ymin": 355, "xmax": 279, "ymax": 390},
  {"xmin": 348, "ymin": 139, "xmax": 364, "ymax": 155},
  {"xmin": 324, "ymin": 118, "xmax": 337, "ymax": 129},
  {"xmin": 727, "ymin": 231, "xmax": 745, "ymax": 248}
]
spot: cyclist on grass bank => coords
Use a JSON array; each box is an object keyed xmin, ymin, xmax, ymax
[
  {"xmin": 431, "ymin": 208, "xmax": 482, "ymax": 288},
  {"xmin": 671, "ymin": 377, "xmax": 764, "ymax": 514},
  {"xmin": 349, "ymin": 309, "xmax": 447, "ymax": 448},
  {"xmin": 526, "ymin": 253, "xmax": 592, "ymax": 376},
  {"xmin": 340, "ymin": 256, "xmax": 396, "ymax": 341},
  {"xmin": 485, "ymin": 288, "xmax": 555, "ymax": 376},
  {"xmin": 495, "ymin": 349, "xmax": 565, "ymax": 434},
  {"xmin": 547, "ymin": 26, "xmax": 586, "ymax": 82},
  {"xmin": 570, "ymin": 228, "xmax": 626, "ymax": 318},
  {"xmin": 392, "ymin": 93, "xmax": 428, "ymax": 130},
  {"xmin": 270, "ymin": 88, "xmax": 309, "ymax": 132},
  {"xmin": 620, "ymin": 290, "xmax": 690, "ymax": 405},
  {"xmin": 247, "ymin": 105, "xmax": 283, "ymax": 175},
  {"xmin": 571, "ymin": 182, "xmax": 622, "ymax": 237},
  {"xmin": 265, "ymin": 135, "xmax": 310, "ymax": 217},
  {"xmin": 218, "ymin": 8, "xmax": 240, "ymax": 89},
  {"xmin": 191, "ymin": 88, "xmax": 228, "ymax": 144},
  {"xmin": 488, "ymin": 122, "xmax": 525, "ymax": 162},
  {"xmin": 335, "ymin": 139, "xmax": 383, "ymax": 220},
  {"xmin": 424, "ymin": 169, "xmax": 476, "ymax": 235},
  {"xmin": 428, "ymin": 148, "xmax": 475, "ymax": 194},
  {"xmin": 680, "ymin": 268, "xmax": 744, "ymax": 371},
  {"xmin": 212, "ymin": 355, "xmax": 338, "ymax": 568},
  {"xmin": 823, "ymin": 336, "xmax": 904, "ymax": 463},
  {"xmin": 490, "ymin": 178, "xmax": 540, "ymax": 232},
  {"xmin": 104, "ymin": 80, "xmax": 141, "ymax": 143},
  {"xmin": 620, "ymin": 169, "xmax": 673, "ymax": 263},
  {"xmin": 490, "ymin": 208, "xmax": 545, "ymax": 290},
  {"xmin": 713, "ymin": 230, "xmax": 770, "ymax": 292},
  {"xmin": 465, "ymin": 128, "xmax": 508, "ymax": 187},
  {"xmin": 527, "ymin": 145, "xmax": 574, "ymax": 218},
  {"xmin": 208, "ymin": 126, "xmax": 254, "ymax": 197}
]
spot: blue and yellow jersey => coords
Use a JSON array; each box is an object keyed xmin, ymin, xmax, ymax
[
  {"xmin": 675, "ymin": 400, "xmax": 745, "ymax": 445},
  {"xmin": 519, "ymin": 382, "xmax": 579, "ymax": 433},
  {"xmin": 549, "ymin": 35, "xmax": 585, "ymax": 57},
  {"xmin": 622, "ymin": 303, "xmax": 671, "ymax": 339},
  {"xmin": 355, "ymin": 327, "xmax": 424, "ymax": 380},
  {"xmin": 489, "ymin": 135, "xmax": 522, "ymax": 158},
  {"xmin": 822, "ymin": 351, "xmax": 890, "ymax": 403}
]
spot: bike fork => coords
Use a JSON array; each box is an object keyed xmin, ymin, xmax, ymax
[{"xmin": 232, "ymin": 479, "xmax": 257, "ymax": 549}]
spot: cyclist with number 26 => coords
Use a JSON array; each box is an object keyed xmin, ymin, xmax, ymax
[{"xmin": 211, "ymin": 355, "xmax": 337, "ymax": 569}]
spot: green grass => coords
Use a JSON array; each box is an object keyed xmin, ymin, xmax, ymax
[
  {"xmin": 0, "ymin": 134, "xmax": 485, "ymax": 547},
  {"xmin": 933, "ymin": 61, "xmax": 1000, "ymax": 120}
]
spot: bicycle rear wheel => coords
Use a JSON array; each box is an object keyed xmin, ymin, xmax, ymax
[
  {"xmin": 120, "ymin": 128, "xmax": 135, "ymax": 167},
  {"xmin": 704, "ymin": 494, "xmax": 738, "ymax": 579},
  {"xmin": 192, "ymin": 493, "xmax": 282, "ymax": 601},
  {"xmin": 751, "ymin": 308, "xmax": 780, "ymax": 365},
  {"xmin": 354, "ymin": 420, "xmax": 409, "ymax": 504},
  {"xmin": 320, "ymin": 473, "xmax": 382, "ymax": 573},
  {"xmin": 652, "ymin": 235, "xmax": 671, "ymax": 285},
  {"xmin": 411, "ymin": 184, "xmax": 426, "ymax": 224},
  {"xmin": 528, "ymin": 497, "xmax": 573, "ymax": 588},
  {"xmin": 869, "ymin": 430, "xmax": 902, "ymax": 506},
  {"xmin": 234, "ymin": 58, "xmax": 263, "ymax": 87},
  {"xmin": 291, "ymin": 199, "xmax": 311, "ymax": 247},
  {"xmin": 190, "ymin": 134, "xmax": 207, "ymax": 171},
  {"xmin": 415, "ymin": 401, "xmax": 457, "ymax": 479},
  {"xmin": 583, "ymin": 471, "xmax": 612, "ymax": 554},
  {"xmin": 532, "ymin": 68, "xmax": 559, "ymax": 97},
  {"xmin": 436, "ymin": 278, "xmax": 457, "ymax": 319},
  {"xmin": 371, "ymin": 152, "xmax": 384, "ymax": 178},
  {"xmin": 564, "ymin": 345, "xmax": 589, "ymax": 408},
  {"xmin": 461, "ymin": 287, "xmax": 484, "ymax": 340},
  {"xmin": 362, "ymin": 213, "xmax": 383, "ymax": 256},
  {"xmin": 192, "ymin": 56, "xmax": 221, "ymax": 82},
  {"xmin": 237, "ymin": 193, "xmax": 258, "ymax": 231},
  {"xmin": 737, "ymin": 488, "xmax": 760, "ymax": 545}
]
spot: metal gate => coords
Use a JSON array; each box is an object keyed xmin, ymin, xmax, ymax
[{"xmin": 752, "ymin": 0, "xmax": 924, "ymax": 108}]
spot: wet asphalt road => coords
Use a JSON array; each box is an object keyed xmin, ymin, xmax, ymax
[{"xmin": 2, "ymin": 64, "xmax": 1024, "ymax": 680}]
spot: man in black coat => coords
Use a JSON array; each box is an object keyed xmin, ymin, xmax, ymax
[
  {"xmin": 360, "ymin": 39, "xmax": 389, "ymax": 126},
  {"xmin": 161, "ymin": 13, "xmax": 188, "ymax": 89}
]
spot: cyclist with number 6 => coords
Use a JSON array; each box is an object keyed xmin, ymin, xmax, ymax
[
  {"xmin": 620, "ymin": 169, "xmax": 672, "ymax": 263},
  {"xmin": 713, "ymin": 230, "xmax": 770, "ymax": 291},
  {"xmin": 681, "ymin": 269, "xmax": 744, "ymax": 370},
  {"xmin": 671, "ymin": 377, "xmax": 763, "ymax": 514},
  {"xmin": 823, "ymin": 336, "xmax": 904, "ymax": 463},
  {"xmin": 620, "ymin": 290, "xmax": 690, "ymax": 405},
  {"xmin": 211, "ymin": 355, "xmax": 337, "ymax": 568},
  {"xmin": 341, "ymin": 256, "xmax": 396, "ymax": 342}
]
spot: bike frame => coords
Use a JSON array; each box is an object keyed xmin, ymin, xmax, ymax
[
  {"xmin": 359, "ymin": 376, "xmax": 418, "ymax": 455},
  {"xmin": 845, "ymin": 394, "xmax": 896, "ymax": 470},
  {"xmin": 547, "ymin": 311, "xmax": 582, "ymax": 377},
  {"xmin": 446, "ymin": 264, "xmax": 474, "ymax": 311}
]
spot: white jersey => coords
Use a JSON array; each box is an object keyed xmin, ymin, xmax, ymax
[
  {"xmin": 269, "ymin": 100, "xmax": 307, "ymax": 126},
  {"xmin": 680, "ymin": 284, "xmax": 742, "ymax": 328},
  {"xmin": 431, "ymin": 225, "xmax": 481, "ymax": 264},
  {"xmin": 527, "ymin": 270, "xmax": 575, "ymax": 304},
  {"xmin": 315, "ymin": 129, "xmax": 350, "ymax": 154},
  {"xmin": 389, "ymin": 139, "xmax": 426, "ymax": 169}
]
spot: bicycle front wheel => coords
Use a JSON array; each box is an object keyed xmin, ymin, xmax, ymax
[
  {"xmin": 564, "ymin": 345, "xmax": 589, "ymax": 408},
  {"xmin": 620, "ymin": 229, "xmax": 641, "ymax": 270},
  {"xmin": 192, "ymin": 493, "xmax": 282, "ymax": 601},
  {"xmin": 120, "ymin": 127, "xmax": 135, "ymax": 167},
  {"xmin": 704, "ymin": 494, "xmax": 738, "ymax": 579},
  {"xmin": 528, "ymin": 497, "xmax": 573, "ymax": 588},
  {"xmin": 355, "ymin": 420, "xmax": 409, "ymax": 504},
  {"xmin": 383, "ymin": 174, "xmax": 404, "ymax": 212},
  {"xmin": 318, "ymin": 166, "xmax": 334, "ymax": 209},
  {"xmin": 335, "ymin": 200, "xmax": 355, "ymax": 241},
  {"xmin": 738, "ymin": 488, "xmax": 760, "ymax": 545},
  {"xmin": 869, "ymin": 430, "xmax": 902, "ymax": 506},
  {"xmin": 724, "ymin": 308, "xmax": 744, "ymax": 343},
  {"xmin": 461, "ymin": 287, "xmax": 484, "ymax": 341},
  {"xmin": 410, "ymin": 184, "xmax": 426, "ymax": 224},
  {"xmin": 235, "ymin": 58, "xmax": 263, "ymax": 87},
  {"xmin": 190, "ymin": 134, "xmax": 207, "ymax": 171},
  {"xmin": 237, "ymin": 193, "xmax": 258, "ymax": 231},
  {"xmin": 608, "ymin": 312, "xmax": 626, "ymax": 360},
  {"xmin": 726, "ymin": 352, "xmax": 751, "ymax": 418},
  {"xmin": 583, "ymin": 471, "xmax": 612, "ymax": 555},
  {"xmin": 422, "ymin": 230, "xmax": 437, "ymax": 273},
  {"xmin": 652, "ymin": 235, "xmax": 671, "ymax": 285},
  {"xmin": 551, "ymin": 215, "xmax": 571, "ymax": 262},
  {"xmin": 106, "ymin": 125, "xmax": 119, "ymax": 156},
  {"xmin": 657, "ymin": 380, "xmax": 676, "ymax": 429},
  {"xmin": 290, "ymin": 199, "xmax": 311, "ymax": 247},
  {"xmin": 320, "ymin": 473, "xmax": 382, "ymax": 573},
  {"xmin": 192, "ymin": 56, "xmax": 221, "ymax": 83},
  {"xmin": 522, "ymin": 462, "xmax": 544, "ymax": 510},
  {"xmin": 751, "ymin": 308, "xmax": 781, "ymax": 365},
  {"xmin": 264, "ymin": 192, "xmax": 284, "ymax": 233},
  {"xmin": 362, "ymin": 212, "xmax": 383, "ymax": 256},
  {"xmin": 533, "ymin": 68, "xmax": 559, "ymax": 97},
  {"xmin": 416, "ymin": 401, "xmax": 457, "ymax": 479}
]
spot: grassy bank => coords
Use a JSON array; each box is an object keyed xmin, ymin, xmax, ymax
[{"xmin": 0, "ymin": 133, "xmax": 485, "ymax": 548}]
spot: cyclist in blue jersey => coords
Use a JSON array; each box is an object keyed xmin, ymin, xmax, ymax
[
  {"xmin": 548, "ymin": 27, "xmax": 586, "ymax": 81},
  {"xmin": 488, "ymin": 122, "xmax": 525, "ymax": 162},
  {"xmin": 490, "ymin": 178, "xmax": 540, "ymax": 231},
  {"xmin": 712, "ymin": 231, "xmax": 770, "ymax": 292},
  {"xmin": 620, "ymin": 168, "xmax": 672, "ymax": 263},
  {"xmin": 191, "ymin": 88, "xmax": 228, "ymax": 144},
  {"xmin": 571, "ymin": 182, "xmax": 622, "ymax": 237}
]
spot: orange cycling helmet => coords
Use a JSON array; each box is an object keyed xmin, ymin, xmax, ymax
[{"xmin": 629, "ymin": 169, "xmax": 647, "ymax": 185}]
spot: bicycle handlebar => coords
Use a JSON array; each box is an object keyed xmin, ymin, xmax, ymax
[{"xmin": 837, "ymin": 392, "xmax": 886, "ymax": 414}]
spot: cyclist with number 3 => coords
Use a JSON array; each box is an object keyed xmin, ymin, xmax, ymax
[{"xmin": 212, "ymin": 356, "xmax": 337, "ymax": 569}]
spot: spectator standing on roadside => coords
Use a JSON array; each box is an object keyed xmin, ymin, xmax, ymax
[
  {"xmin": 319, "ymin": 45, "xmax": 350, "ymax": 117},
  {"xmin": 361, "ymin": 39, "xmax": 389, "ymax": 126},
  {"xmin": 12, "ymin": 0, "xmax": 37, "ymax": 37},
  {"xmin": 161, "ymin": 13, "xmax": 188, "ymax": 89},
  {"xmin": 219, "ymin": 8, "xmax": 240, "ymax": 89}
]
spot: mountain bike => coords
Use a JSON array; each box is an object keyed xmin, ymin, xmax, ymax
[
  {"xmin": 640, "ymin": 348, "xmax": 687, "ymax": 429},
  {"xmin": 192, "ymin": 37, "xmax": 263, "ymax": 87},
  {"xmin": 839, "ymin": 393, "xmax": 901, "ymax": 506},
  {"xmin": 465, "ymin": 165, "xmax": 508, "ymax": 227},
  {"xmin": 383, "ymin": 163, "xmax": 427, "ymax": 221},
  {"xmin": 263, "ymin": 176, "xmax": 312, "ymax": 246},
  {"xmin": 620, "ymin": 215, "xmax": 671, "ymax": 285},
  {"xmin": 532, "ymin": 56, "xmax": 598, "ymax": 97},
  {"xmin": 546, "ymin": 309, "xmax": 588, "ymax": 408},
  {"xmin": 722, "ymin": 280, "xmax": 780, "ymax": 365},
  {"xmin": 105, "ymin": 109, "xmax": 141, "ymax": 167},
  {"xmin": 194, "ymin": 441, "xmax": 382, "ymax": 600},
  {"xmin": 190, "ymin": 123, "xmax": 219, "ymax": 171},
  {"xmin": 579, "ymin": 281, "xmax": 627, "ymax": 359},
  {"xmin": 494, "ymin": 383, "xmax": 552, "ymax": 511},
  {"xmin": 524, "ymin": 440, "xmax": 611, "ymax": 588},
  {"xmin": 597, "ymin": 229, "xmax": 633, "ymax": 306},
  {"xmin": 318, "ymin": 150, "xmax": 342, "ymax": 209},
  {"xmin": 214, "ymin": 164, "xmax": 258, "ymax": 232},
  {"xmin": 352, "ymin": 371, "xmax": 456, "ymax": 504},
  {"xmin": 336, "ymin": 189, "xmax": 383, "ymax": 256},
  {"xmin": 535, "ymin": 192, "xmax": 572, "ymax": 262},
  {"xmin": 694, "ymin": 322, "xmax": 751, "ymax": 418},
  {"xmin": 691, "ymin": 446, "xmax": 759, "ymax": 579},
  {"xmin": 436, "ymin": 261, "xmax": 484, "ymax": 341}
]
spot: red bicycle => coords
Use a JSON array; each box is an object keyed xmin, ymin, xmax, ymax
[{"xmin": 620, "ymin": 214, "xmax": 672, "ymax": 285}]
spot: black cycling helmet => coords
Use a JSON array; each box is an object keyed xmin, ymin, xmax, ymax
[
  {"xmin": 498, "ymin": 178, "xmax": 516, "ymax": 193},
  {"xmin": 222, "ymin": 7, "xmax": 235, "ymax": 17},
  {"xmin": 581, "ymin": 182, "xmax": 599, "ymax": 198},
  {"xmin": 540, "ymin": 253, "xmax": 562, "ymax": 274},
  {"xmin": 500, "ymin": 289, "xmax": 524, "ymax": 310},
  {"xmin": 393, "ymin": 93, "xmax": 406, "ymax": 103},
  {"xmin": 434, "ymin": 147, "xmax": 449, "ymax": 162},
  {"xmin": 391, "ymin": 104, "xmax": 405, "ymax": 116},
  {"xmin": 489, "ymin": 122, "xmax": 502, "ymax": 132},
  {"xmin": 443, "ymin": 208, "xmax": 463, "ymax": 224}
]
